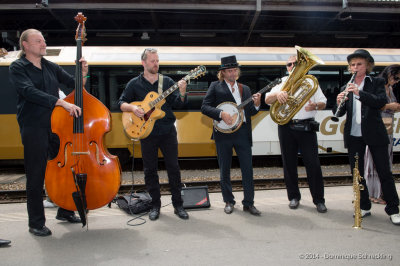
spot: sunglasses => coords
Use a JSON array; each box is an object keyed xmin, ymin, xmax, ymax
[
  {"xmin": 394, "ymin": 76, "xmax": 400, "ymax": 81},
  {"xmin": 286, "ymin": 62, "xmax": 296, "ymax": 67}
]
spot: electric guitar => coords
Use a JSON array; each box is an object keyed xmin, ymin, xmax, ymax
[{"xmin": 122, "ymin": 65, "xmax": 206, "ymax": 139}]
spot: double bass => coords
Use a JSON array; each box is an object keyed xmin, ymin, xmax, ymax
[{"xmin": 45, "ymin": 13, "xmax": 121, "ymax": 226}]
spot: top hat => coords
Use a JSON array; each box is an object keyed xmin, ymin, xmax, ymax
[
  {"xmin": 219, "ymin": 55, "xmax": 240, "ymax": 70},
  {"xmin": 347, "ymin": 49, "xmax": 374, "ymax": 64}
]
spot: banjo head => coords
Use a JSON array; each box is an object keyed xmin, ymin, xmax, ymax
[{"xmin": 214, "ymin": 102, "xmax": 243, "ymax": 133}]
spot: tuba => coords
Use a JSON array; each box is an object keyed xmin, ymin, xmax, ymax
[{"xmin": 270, "ymin": 46, "xmax": 324, "ymax": 125}]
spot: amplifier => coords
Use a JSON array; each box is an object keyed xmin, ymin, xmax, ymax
[{"xmin": 181, "ymin": 186, "xmax": 211, "ymax": 209}]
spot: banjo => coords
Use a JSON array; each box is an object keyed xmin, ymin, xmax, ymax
[{"xmin": 213, "ymin": 78, "xmax": 281, "ymax": 133}]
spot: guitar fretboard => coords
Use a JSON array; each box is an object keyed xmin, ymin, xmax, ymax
[{"xmin": 148, "ymin": 75, "xmax": 192, "ymax": 108}]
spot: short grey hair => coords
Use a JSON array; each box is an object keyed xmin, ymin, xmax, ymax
[{"xmin": 141, "ymin": 48, "xmax": 158, "ymax": 61}]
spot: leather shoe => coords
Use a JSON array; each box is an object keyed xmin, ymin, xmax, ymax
[
  {"xmin": 29, "ymin": 226, "xmax": 52, "ymax": 237},
  {"xmin": 149, "ymin": 207, "xmax": 160, "ymax": 221},
  {"xmin": 316, "ymin": 203, "xmax": 327, "ymax": 213},
  {"xmin": 243, "ymin": 205, "xmax": 261, "ymax": 216},
  {"xmin": 56, "ymin": 213, "xmax": 81, "ymax": 223},
  {"xmin": 224, "ymin": 203, "xmax": 234, "ymax": 214},
  {"xmin": 289, "ymin": 199, "xmax": 299, "ymax": 209},
  {"xmin": 0, "ymin": 239, "xmax": 11, "ymax": 247},
  {"xmin": 174, "ymin": 206, "xmax": 189, "ymax": 220}
]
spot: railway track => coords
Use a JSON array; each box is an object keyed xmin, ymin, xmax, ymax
[
  {"xmin": 1, "ymin": 172, "xmax": 398, "ymax": 203},
  {"xmin": 0, "ymin": 175, "xmax": 365, "ymax": 203}
]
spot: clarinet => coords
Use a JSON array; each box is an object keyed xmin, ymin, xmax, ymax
[{"xmin": 331, "ymin": 71, "xmax": 357, "ymax": 122}]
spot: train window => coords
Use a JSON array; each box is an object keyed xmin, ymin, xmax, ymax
[
  {"xmin": 160, "ymin": 66, "xmax": 219, "ymax": 110},
  {"xmin": 0, "ymin": 67, "xmax": 17, "ymax": 114},
  {"xmin": 239, "ymin": 66, "xmax": 282, "ymax": 110},
  {"xmin": 88, "ymin": 66, "xmax": 142, "ymax": 111},
  {"xmin": 84, "ymin": 65, "xmax": 387, "ymax": 112},
  {"xmin": 309, "ymin": 67, "xmax": 341, "ymax": 110}
]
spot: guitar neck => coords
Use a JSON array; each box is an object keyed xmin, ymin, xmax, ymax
[{"xmin": 149, "ymin": 75, "xmax": 190, "ymax": 108}]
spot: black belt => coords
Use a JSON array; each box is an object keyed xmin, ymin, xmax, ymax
[{"xmin": 291, "ymin": 118, "xmax": 314, "ymax": 124}]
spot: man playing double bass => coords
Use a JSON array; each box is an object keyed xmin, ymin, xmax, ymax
[{"xmin": 9, "ymin": 29, "xmax": 88, "ymax": 236}]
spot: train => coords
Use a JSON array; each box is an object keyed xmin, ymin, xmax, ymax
[{"xmin": 1, "ymin": 46, "xmax": 400, "ymax": 161}]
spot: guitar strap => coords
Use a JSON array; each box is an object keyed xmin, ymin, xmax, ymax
[
  {"xmin": 158, "ymin": 74, "xmax": 164, "ymax": 94},
  {"xmin": 238, "ymin": 83, "xmax": 243, "ymax": 100}
]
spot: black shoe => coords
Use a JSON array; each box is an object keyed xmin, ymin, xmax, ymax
[
  {"xmin": 224, "ymin": 203, "xmax": 234, "ymax": 214},
  {"xmin": 0, "ymin": 239, "xmax": 11, "ymax": 247},
  {"xmin": 29, "ymin": 226, "xmax": 52, "ymax": 237},
  {"xmin": 174, "ymin": 206, "xmax": 189, "ymax": 220},
  {"xmin": 316, "ymin": 203, "xmax": 327, "ymax": 213},
  {"xmin": 289, "ymin": 199, "xmax": 299, "ymax": 209},
  {"xmin": 56, "ymin": 213, "xmax": 81, "ymax": 223},
  {"xmin": 243, "ymin": 205, "xmax": 261, "ymax": 216},
  {"xmin": 149, "ymin": 207, "xmax": 160, "ymax": 221}
]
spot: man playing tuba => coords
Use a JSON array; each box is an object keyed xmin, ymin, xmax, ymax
[{"xmin": 265, "ymin": 53, "xmax": 327, "ymax": 213}]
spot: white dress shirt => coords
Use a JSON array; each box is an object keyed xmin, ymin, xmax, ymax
[
  {"xmin": 265, "ymin": 76, "xmax": 327, "ymax": 120},
  {"xmin": 224, "ymin": 80, "xmax": 260, "ymax": 122},
  {"xmin": 350, "ymin": 75, "xmax": 371, "ymax": 137}
]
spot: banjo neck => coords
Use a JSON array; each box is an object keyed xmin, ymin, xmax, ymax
[{"xmin": 237, "ymin": 78, "xmax": 281, "ymax": 110}]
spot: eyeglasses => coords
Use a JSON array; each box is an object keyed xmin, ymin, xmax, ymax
[{"xmin": 286, "ymin": 62, "xmax": 296, "ymax": 67}]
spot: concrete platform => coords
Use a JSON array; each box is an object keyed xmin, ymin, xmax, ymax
[{"xmin": 0, "ymin": 185, "xmax": 399, "ymax": 266}]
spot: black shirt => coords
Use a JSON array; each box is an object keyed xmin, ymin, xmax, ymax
[
  {"xmin": 9, "ymin": 55, "xmax": 75, "ymax": 128},
  {"xmin": 118, "ymin": 73, "xmax": 187, "ymax": 136}
]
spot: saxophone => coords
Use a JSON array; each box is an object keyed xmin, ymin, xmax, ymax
[{"xmin": 352, "ymin": 153, "xmax": 364, "ymax": 229}]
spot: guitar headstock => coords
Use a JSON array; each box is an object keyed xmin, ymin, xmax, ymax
[
  {"xmin": 0, "ymin": 48, "xmax": 7, "ymax": 58},
  {"xmin": 74, "ymin": 12, "xmax": 87, "ymax": 45},
  {"xmin": 187, "ymin": 65, "xmax": 206, "ymax": 79}
]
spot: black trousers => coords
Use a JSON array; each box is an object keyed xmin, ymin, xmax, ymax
[
  {"xmin": 278, "ymin": 124, "xmax": 325, "ymax": 204},
  {"xmin": 21, "ymin": 127, "xmax": 74, "ymax": 229},
  {"xmin": 215, "ymin": 124, "xmax": 255, "ymax": 207},
  {"xmin": 348, "ymin": 136, "xmax": 399, "ymax": 215},
  {"xmin": 140, "ymin": 127, "xmax": 183, "ymax": 208}
]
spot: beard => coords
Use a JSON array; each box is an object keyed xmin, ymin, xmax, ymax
[
  {"xmin": 147, "ymin": 65, "xmax": 159, "ymax": 74},
  {"xmin": 225, "ymin": 76, "xmax": 237, "ymax": 83}
]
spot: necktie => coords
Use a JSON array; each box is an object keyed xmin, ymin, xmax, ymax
[{"xmin": 355, "ymin": 97, "xmax": 361, "ymax": 124}]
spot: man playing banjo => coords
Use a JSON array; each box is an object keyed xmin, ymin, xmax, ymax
[{"xmin": 201, "ymin": 55, "xmax": 262, "ymax": 216}]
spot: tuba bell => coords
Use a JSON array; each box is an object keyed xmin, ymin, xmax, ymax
[{"xmin": 270, "ymin": 46, "xmax": 325, "ymax": 125}]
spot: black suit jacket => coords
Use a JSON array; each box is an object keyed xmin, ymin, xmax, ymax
[
  {"xmin": 332, "ymin": 76, "xmax": 388, "ymax": 148},
  {"xmin": 201, "ymin": 80, "xmax": 259, "ymax": 145}
]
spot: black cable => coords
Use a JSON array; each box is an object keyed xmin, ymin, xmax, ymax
[
  {"xmin": 124, "ymin": 140, "xmax": 173, "ymax": 226},
  {"xmin": 125, "ymin": 140, "xmax": 148, "ymax": 226}
]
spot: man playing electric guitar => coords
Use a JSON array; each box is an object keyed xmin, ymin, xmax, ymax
[{"xmin": 118, "ymin": 48, "xmax": 189, "ymax": 221}]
